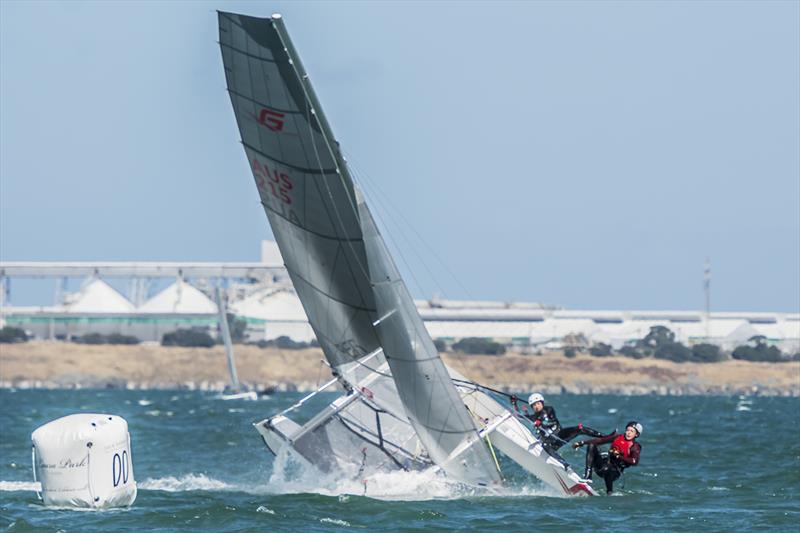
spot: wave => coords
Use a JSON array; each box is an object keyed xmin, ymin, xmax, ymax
[
  {"xmin": 139, "ymin": 474, "xmax": 233, "ymax": 492},
  {"xmin": 320, "ymin": 518, "xmax": 351, "ymax": 526},
  {"xmin": 0, "ymin": 480, "xmax": 41, "ymax": 492}
]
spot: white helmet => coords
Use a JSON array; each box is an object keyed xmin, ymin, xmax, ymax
[
  {"xmin": 528, "ymin": 393, "xmax": 544, "ymax": 405},
  {"xmin": 627, "ymin": 421, "xmax": 643, "ymax": 436}
]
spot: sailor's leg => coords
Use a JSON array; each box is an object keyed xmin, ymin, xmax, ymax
[
  {"xmin": 556, "ymin": 426, "xmax": 582, "ymax": 446},
  {"xmin": 542, "ymin": 436, "xmax": 559, "ymax": 454},
  {"xmin": 584, "ymin": 444, "xmax": 601, "ymax": 479},
  {"xmin": 576, "ymin": 424, "xmax": 605, "ymax": 438},
  {"xmin": 603, "ymin": 471, "xmax": 614, "ymax": 494},
  {"xmin": 602, "ymin": 468, "xmax": 621, "ymax": 495}
]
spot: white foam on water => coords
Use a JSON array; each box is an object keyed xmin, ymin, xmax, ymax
[
  {"xmin": 139, "ymin": 474, "xmax": 232, "ymax": 492},
  {"xmin": 320, "ymin": 517, "xmax": 350, "ymax": 526},
  {"xmin": 735, "ymin": 405, "xmax": 751, "ymax": 411},
  {"xmin": 607, "ymin": 408, "xmax": 618, "ymax": 414},
  {"xmin": 256, "ymin": 505, "xmax": 275, "ymax": 514},
  {"xmin": 138, "ymin": 399, "xmax": 152, "ymax": 406},
  {"xmin": 264, "ymin": 448, "xmax": 555, "ymax": 501},
  {"xmin": 0, "ymin": 480, "xmax": 41, "ymax": 492}
]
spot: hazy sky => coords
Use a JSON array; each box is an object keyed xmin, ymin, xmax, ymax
[{"xmin": 1, "ymin": 1, "xmax": 798, "ymax": 312}]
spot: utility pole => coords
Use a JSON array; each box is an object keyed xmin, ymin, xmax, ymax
[{"xmin": 704, "ymin": 258, "xmax": 711, "ymax": 340}]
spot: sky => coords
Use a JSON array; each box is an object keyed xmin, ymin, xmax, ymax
[{"xmin": 1, "ymin": 1, "xmax": 798, "ymax": 312}]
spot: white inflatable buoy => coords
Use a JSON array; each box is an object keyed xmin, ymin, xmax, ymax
[{"xmin": 31, "ymin": 413, "xmax": 136, "ymax": 508}]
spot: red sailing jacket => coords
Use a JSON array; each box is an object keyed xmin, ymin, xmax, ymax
[{"xmin": 586, "ymin": 433, "xmax": 641, "ymax": 467}]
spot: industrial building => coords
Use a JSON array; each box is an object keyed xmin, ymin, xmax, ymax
[{"xmin": 2, "ymin": 242, "xmax": 798, "ymax": 354}]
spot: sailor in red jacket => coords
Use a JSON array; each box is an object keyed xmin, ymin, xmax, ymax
[{"xmin": 573, "ymin": 421, "xmax": 642, "ymax": 494}]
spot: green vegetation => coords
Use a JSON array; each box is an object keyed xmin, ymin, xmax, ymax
[
  {"xmin": 254, "ymin": 336, "xmax": 318, "ymax": 350},
  {"xmin": 691, "ymin": 343, "xmax": 727, "ymax": 363},
  {"xmin": 452, "ymin": 337, "xmax": 506, "ymax": 356},
  {"xmin": 563, "ymin": 346, "xmax": 577, "ymax": 358},
  {"xmin": 654, "ymin": 342, "xmax": 693, "ymax": 362},
  {"xmin": 0, "ymin": 326, "xmax": 28, "ymax": 343},
  {"xmin": 162, "ymin": 329, "xmax": 215, "ymax": 348},
  {"xmin": 731, "ymin": 336, "xmax": 784, "ymax": 362},
  {"xmin": 589, "ymin": 343, "xmax": 612, "ymax": 357},
  {"xmin": 614, "ymin": 326, "xmax": 730, "ymax": 363},
  {"xmin": 74, "ymin": 333, "xmax": 140, "ymax": 345}
]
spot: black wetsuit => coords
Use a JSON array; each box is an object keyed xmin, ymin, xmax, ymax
[
  {"xmin": 523, "ymin": 405, "xmax": 604, "ymax": 452},
  {"xmin": 583, "ymin": 433, "xmax": 641, "ymax": 494}
]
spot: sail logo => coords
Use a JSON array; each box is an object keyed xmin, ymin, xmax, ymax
[{"xmin": 255, "ymin": 108, "xmax": 285, "ymax": 132}]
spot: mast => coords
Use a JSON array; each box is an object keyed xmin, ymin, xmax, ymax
[
  {"xmin": 704, "ymin": 257, "xmax": 711, "ymax": 341},
  {"xmin": 215, "ymin": 286, "xmax": 240, "ymax": 392}
]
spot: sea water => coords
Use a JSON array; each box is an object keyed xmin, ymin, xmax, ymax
[{"xmin": 1, "ymin": 390, "xmax": 798, "ymax": 531}]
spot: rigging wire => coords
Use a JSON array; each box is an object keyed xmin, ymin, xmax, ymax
[
  {"xmin": 345, "ymin": 153, "xmax": 475, "ymax": 300},
  {"xmin": 346, "ymin": 160, "xmax": 446, "ymax": 298},
  {"xmin": 347, "ymin": 163, "xmax": 439, "ymax": 301},
  {"xmin": 343, "ymin": 152, "xmax": 481, "ymax": 380}
]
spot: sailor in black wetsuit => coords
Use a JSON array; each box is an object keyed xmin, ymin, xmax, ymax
[
  {"xmin": 574, "ymin": 421, "xmax": 642, "ymax": 494},
  {"xmin": 513, "ymin": 393, "xmax": 605, "ymax": 453}
]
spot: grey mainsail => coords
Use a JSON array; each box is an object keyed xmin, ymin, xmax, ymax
[
  {"xmin": 219, "ymin": 12, "xmax": 380, "ymax": 372},
  {"xmin": 218, "ymin": 11, "xmax": 499, "ymax": 485}
]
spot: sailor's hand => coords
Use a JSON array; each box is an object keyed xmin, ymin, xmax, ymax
[
  {"xmin": 609, "ymin": 448, "xmax": 620, "ymax": 457},
  {"xmin": 572, "ymin": 441, "xmax": 584, "ymax": 450},
  {"xmin": 534, "ymin": 419, "xmax": 542, "ymax": 427}
]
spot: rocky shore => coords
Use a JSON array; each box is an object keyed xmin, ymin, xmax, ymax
[{"xmin": 1, "ymin": 341, "xmax": 798, "ymax": 396}]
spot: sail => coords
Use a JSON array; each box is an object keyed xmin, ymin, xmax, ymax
[
  {"xmin": 358, "ymin": 194, "xmax": 500, "ymax": 483},
  {"xmin": 218, "ymin": 11, "xmax": 380, "ymax": 371},
  {"xmin": 218, "ymin": 12, "xmax": 498, "ymax": 485}
]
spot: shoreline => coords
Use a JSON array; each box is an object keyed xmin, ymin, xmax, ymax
[{"xmin": 1, "ymin": 341, "xmax": 798, "ymax": 396}]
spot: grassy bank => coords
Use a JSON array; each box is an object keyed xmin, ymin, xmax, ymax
[{"xmin": 1, "ymin": 341, "xmax": 798, "ymax": 395}]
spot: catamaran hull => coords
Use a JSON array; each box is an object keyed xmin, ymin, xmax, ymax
[
  {"xmin": 489, "ymin": 423, "xmax": 597, "ymax": 496},
  {"xmin": 256, "ymin": 387, "xmax": 596, "ymax": 496}
]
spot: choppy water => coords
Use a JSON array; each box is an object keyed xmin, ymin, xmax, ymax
[{"xmin": 1, "ymin": 390, "xmax": 798, "ymax": 531}]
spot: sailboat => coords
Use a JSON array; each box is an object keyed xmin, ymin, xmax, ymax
[
  {"xmin": 216, "ymin": 286, "xmax": 258, "ymax": 401},
  {"xmin": 218, "ymin": 11, "xmax": 595, "ymax": 496}
]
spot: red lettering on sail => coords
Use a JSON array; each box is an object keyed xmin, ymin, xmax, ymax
[
  {"xmin": 251, "ymin": 157, "xmax": 293, "ymax": 205},
  {"xmin": 256, "ymin": 108, "xmax": 285, "ymax": 132}
]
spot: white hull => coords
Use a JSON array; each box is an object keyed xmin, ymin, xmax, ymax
[{"xmin": 219, "ymin": 391, "xmax": 259, "ymax": 401}]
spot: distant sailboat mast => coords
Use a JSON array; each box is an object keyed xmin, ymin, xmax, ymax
[{"xmin": 215, "ymin": 286, "xmax": 240, "ymax": 393}]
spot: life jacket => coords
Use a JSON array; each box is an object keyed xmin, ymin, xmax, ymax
[{"xmin": 610, "ymin": 434, "xmax": 634, "ymax": 460}]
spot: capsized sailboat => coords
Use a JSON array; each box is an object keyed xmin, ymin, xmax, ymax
[{"xmin": 218, "ymin": 11, "xmax": 595, "ymax": 496}]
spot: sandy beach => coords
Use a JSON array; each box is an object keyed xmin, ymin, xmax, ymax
[{"xmin": 1, "ymin": 341, "xmax": 797, "ymax": 396}]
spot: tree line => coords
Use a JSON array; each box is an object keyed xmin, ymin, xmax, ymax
[
  {"xmin": 585, "ymin": 326, "xmax": 796, "ymax": 363},
  {"xmin": 1, "ymin": 323, "xmax": 797, "ymax": 362}
]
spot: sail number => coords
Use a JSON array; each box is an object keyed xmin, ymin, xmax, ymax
[{"xmin": 252, "ymin": 158, "xmax": 294, "ymax": 205}]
